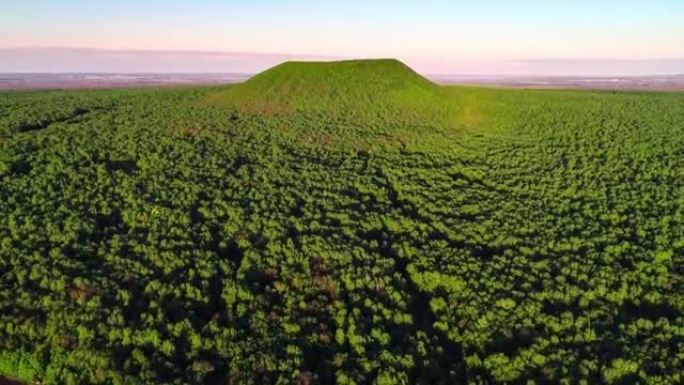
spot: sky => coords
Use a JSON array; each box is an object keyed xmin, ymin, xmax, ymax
[{"xmin": 1, "ymin": 0, "xmax": 684, "ymax": 75}]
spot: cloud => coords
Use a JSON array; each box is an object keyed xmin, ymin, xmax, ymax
[
  {"xmin": 1, "ymin": 47, "xmax": 683, "ymax": 76},
  {"xmin": 0, "ymin": 47, "xmax": 331, "ymax": 73},
  {"xmin": 511, "ymin": 59, "xmax": 684, "ymax": 76}
]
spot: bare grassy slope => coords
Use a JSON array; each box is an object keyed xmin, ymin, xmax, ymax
[{"xmin": 207, "ymin": 59, "xmax": 456, "ymax": 126}]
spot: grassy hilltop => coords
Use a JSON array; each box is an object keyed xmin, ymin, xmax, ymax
[
  {"xmin": 1, "ymin": 60, "xmax": 683, "ymax": 385},
  {"xmin": 208, "ymin": 59, "xmax": 457, "ymax": 127}
]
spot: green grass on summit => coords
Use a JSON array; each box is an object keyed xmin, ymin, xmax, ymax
[{"xmin": 207, "ymin": 59, "xmax": 453, "ymax": 126}]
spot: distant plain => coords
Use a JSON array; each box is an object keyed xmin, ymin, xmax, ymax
[{"xmin": 3, "ymin": 72, "xmax": 684, "ymax": 91}]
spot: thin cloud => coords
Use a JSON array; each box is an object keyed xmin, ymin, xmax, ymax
[{"xmin": 1, "ymin": 47, "xmax": 683, "ymax": 76}]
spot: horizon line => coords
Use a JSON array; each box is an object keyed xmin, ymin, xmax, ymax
[{"xmin": 3, "ymin": 72, "xmax": 684, "ymax": 79}]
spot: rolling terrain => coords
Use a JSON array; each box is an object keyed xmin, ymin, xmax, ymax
[{"xmin": 1, "ymin": 60, "xmax": 683, "ymax": 385}]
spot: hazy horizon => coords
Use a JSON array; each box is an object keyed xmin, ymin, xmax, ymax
[{"xmin": 2, "ymin": 47, "xmax": 684, "ymax": 77}]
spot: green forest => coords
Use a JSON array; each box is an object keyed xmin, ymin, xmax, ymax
[{"xmin": 0, "ymin": 60, "xmax": 682, "ymax": 385}]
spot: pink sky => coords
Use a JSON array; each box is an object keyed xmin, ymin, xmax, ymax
[{"xmin": 1, "ymin": 47, "xmax": 683, "ymax": 76}]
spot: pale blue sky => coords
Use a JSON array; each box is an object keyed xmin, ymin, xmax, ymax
[{"xmin": 2, "ymin": 1, "xmax": 683, "ymax": 74}]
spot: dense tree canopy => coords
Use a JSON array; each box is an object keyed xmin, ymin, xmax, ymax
[{"xmin": 0, "ymin": 76, "xmax": 683, "ymax": 384}]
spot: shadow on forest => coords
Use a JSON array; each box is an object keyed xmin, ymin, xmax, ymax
[{"xmin": 18, "ymin": 107, "xmax": 109, "ymax": 133}]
